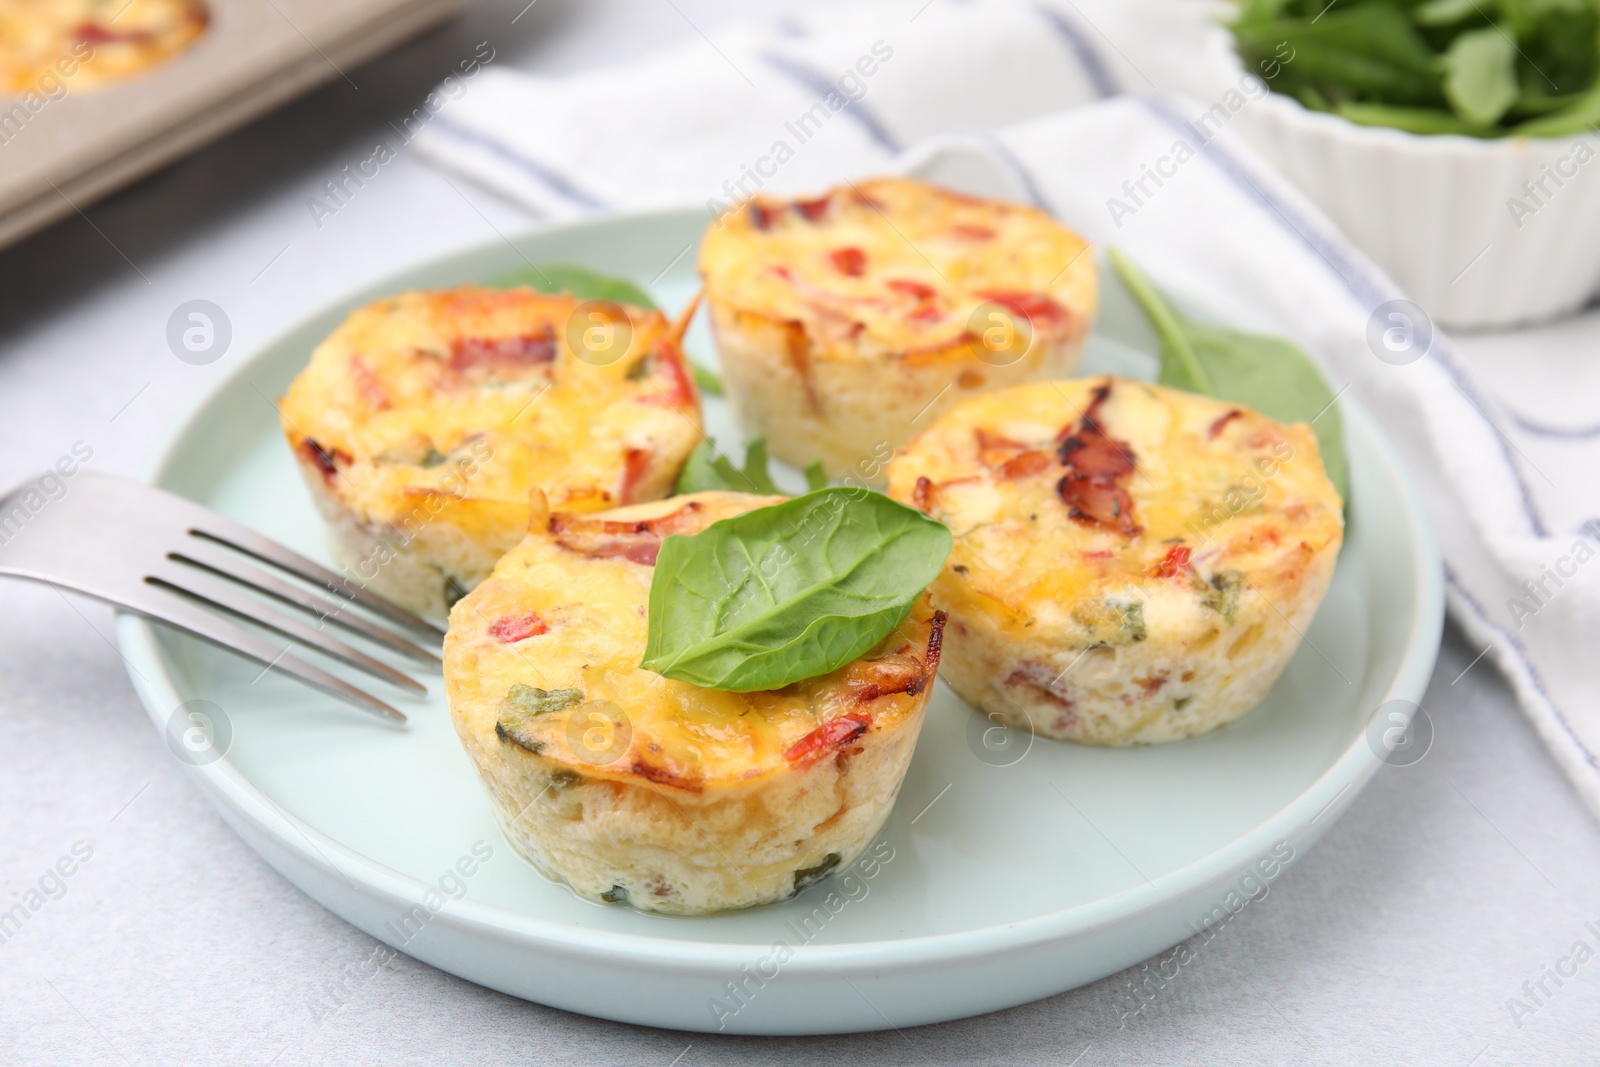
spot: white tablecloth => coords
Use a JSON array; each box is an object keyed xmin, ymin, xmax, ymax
[{"xmin": 1, "ymin": 2, "xmax": 1597, "ymax": 1063}]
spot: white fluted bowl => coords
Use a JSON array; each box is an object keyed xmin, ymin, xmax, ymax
[{"xmin": 1206, "ymin": 26, "xmax": 1600, "ymax": 330}]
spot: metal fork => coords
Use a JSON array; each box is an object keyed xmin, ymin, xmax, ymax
[{"xmin": 0, "ymin": 472, "xmax": 442, "ymax": 722}]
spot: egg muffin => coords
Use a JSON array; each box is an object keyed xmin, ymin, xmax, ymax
[
  {"xmin": 699, "ymin": 177, "xmax": 1097, "ymax": 484},
  {"xmin": 280, "ymin": 285, "xmax": 702, "ymax": 618},
  {"xmin": 887, "ymin": 377, "xmax": 1343, "ymax": 746},
  {"xmin": 0, "ymin": 0, "xmax": 208, "ymax": 94},
  {"xmin": 443, "ymin": 489, "xmax": 946, "ymax": 915}
]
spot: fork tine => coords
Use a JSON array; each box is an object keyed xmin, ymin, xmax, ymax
[
  {"xmin": 118, "ymin": 583, "xmax": 406, "ymax": 722},
  {"xmin": 182, "ymin": 517, "xmax": 444, "ymax": 639},
  {"xmin": 147, "ymin": 563, "xmax": 426, "ymax": 694},
  {"xmin": 167, "ymin": 541, "xmax": 441, "ymax": 665},
  {"xmin": 69, "ymin": 474, "xmax": 442, "ymax": 638}
]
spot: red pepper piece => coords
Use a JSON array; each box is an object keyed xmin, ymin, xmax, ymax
[
  {"xmin": 449, "ymin": 330, "xmax": 555, "ymax": 372},
  {"xmin": 1152, "ymin": 545, "xmax": 1193, "ymax": 579},
  {"xmin": 784, "ymin": 713, "xmax": 870, "ymax": 765},
  {"xmin": 1208, "ymin": 410, "xmax": 1242, "ymax": 440},
  {"xmin": 490, "ymin": 612, "xmax": 548, "ymax": 643},
  {"xmin": 795, "ymin": 196, "xmax": 831, "ymax": 221},
  {"xmin": 831, "ymin": 247, "xmax": 867, "ymax": 276},
  {"xmin": 977, "ymin": 290, "xmax": 1068, "ymax": 331},
  {"xmin": 887, "ymin": 278, "xmax": 936, "ymax": 301}
]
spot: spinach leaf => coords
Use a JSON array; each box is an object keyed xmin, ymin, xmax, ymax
[
  {"xmin": 1230, "ymin": 0, "xmax": 1600, "ymax": 136},
  {"xmin": 1412, "ymin": 0, "xmax": 1480, "ymax": 28},
  {"xmin": 676, "ymin": 438, "xmax": 830, "ymax": 496},
  {"xmin": 1443, "ymin": 26, "xmax": 1520, "ymax": 126},
  {"xmin": 1109, "ymin": 250, "xmax": 1349, "ymax": 501},
  {"xmin": 487, "ymin": 263, "xmax": 657, "ymax": 308},
  {"xmin": 640, "ymin": 488, "xmax": 951, "ymax": 691},
  {"xmin": 692, "ymin": 363, "xmax": 725, "ymax": 396},
  {"xmin": 1514, "ymin": 79, "xmax": 1600, "ymax": 135},
  {"xmin": 503, "ymin": 684, "xmax": 584, "ymax": 715},
  {"xmin": 1236, "ymin": 4, "xmax": 1445, "ymax": 107},
  {"xmin": 675, "ymin": 437, "xmax": 782, "ymax": 495},
  {"xmin": 1337, "ymin": 100, "xmax": 1499, "ymax": 134}
]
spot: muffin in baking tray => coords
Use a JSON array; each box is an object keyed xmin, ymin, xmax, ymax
[
  {"xmin": 279, "ymin": 285, "xmax": 702, "ymax": 618},
  {"xmin": 443, "ymin": 489, "xmax": 945, "ymax": 915},
  {"xmin": 0, "ymin": 0, "xmax": 209, "ymax": 94},
  {"xmin": 887, "ymin": 376, "xmax": 1343, "ymax": 746},
  {"xmin": 699, "ymin": 176, "xmax": 1097, "ymax": 484}
]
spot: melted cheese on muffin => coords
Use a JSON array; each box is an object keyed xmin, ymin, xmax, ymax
[
  {"xmin": 444, "ymin": 490, "xmax": 944, "ymax": 913},
  {"xmin": 887, "ymin": 376, "xmax": 1343, "ymax": 745},
  {"xmin": 280, "ymin": 285, "xmax": 702, "ymax": 616},
  {"xmin": 698, "ymin": 177, "xmax": 1098, "ymax": 482},
  {"xmin": 701, "ymin": 176, "xmax": 1094, "ymax": 359},
  {"xmin": 0, "ymin": 0, "xmax": 207, "ymax": 94},
  {"xmin": 450, "ymin": 490, "xmax": 942, "ymax": 787}
]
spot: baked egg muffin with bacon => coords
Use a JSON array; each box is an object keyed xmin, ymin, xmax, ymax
[
  {"xmin": 443, "ymin": 489, "xmax": 945, "ymax": 915},
  {"xmin": 699, "ymin": 177, "xmax": 1096, "ymax": 483},
  {"xmin": 0, "ymin": 0, "xmax": 209, "ymax": 94},
  {"xmin": 280, "ymin": 285, "xmax": 702, "ymax": 618},
  {"xmin": 887, "ymin": 376, "xmax": 1343, "ymax": 745}
]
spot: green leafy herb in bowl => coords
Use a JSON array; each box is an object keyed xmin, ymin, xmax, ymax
[{"xmin": 1233, "ymin": 0, "xmax": 1600, "ymax": 136}]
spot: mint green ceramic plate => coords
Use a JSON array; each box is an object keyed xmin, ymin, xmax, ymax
[{"xmin": 116, "ymin": 208, "xmax": 1442, "ymax": 1036}]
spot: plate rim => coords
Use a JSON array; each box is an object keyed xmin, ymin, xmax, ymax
[{"xmin": 115, "ymin": 205, "xmax": 1445, "ymax": 976}]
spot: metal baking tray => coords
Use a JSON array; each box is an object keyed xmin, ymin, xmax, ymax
[{"xmin": 0, "ymin": 0, "xmax": 471, "ymax": 248}]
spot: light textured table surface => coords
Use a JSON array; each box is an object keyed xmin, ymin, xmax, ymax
[{"xmin": 3, "ymin": 2, "xmax": 1599, "ymax": 1063}]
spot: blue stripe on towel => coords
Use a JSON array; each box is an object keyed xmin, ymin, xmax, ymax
[
  {"xmin": 760, "ymin": 52, "xmax": 901, "ymax": 154},
  {"xmin": 1033, "ymin": 4, "xmax": 1118, "ymax": 99},
  {"xmin": 428, "ymin": 115, "xmax": 612, "ymax": 211},
  {"xmin": 970, "ymin": 130, "xmax": 1054, "ymax": 211},
  {"xmin": 1446, "ymin": 563, "xmax": 1598, "ymax": 771},
  {"xmin": 1506, "ymin": 410, "xmax": 1600, "ymax": 441}
]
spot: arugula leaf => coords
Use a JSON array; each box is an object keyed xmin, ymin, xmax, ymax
[
  {"xmin": 1109, "ymin": 250, "xmax": 1348, "ymax": 501},
  {"xmin": 1443, "ymin": 27, "xmax": 1520, "ymax": 126},
  {"xmin": 640, "ymin": 488, "xmax": 951, "ymax": 691},
  {"xmin": 487, "ymin": 263, "xmax": 657, "ymax": 308},
  {"xmin": 804, "ymin": 461, "xmax": 830, "ymax": 491}
]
